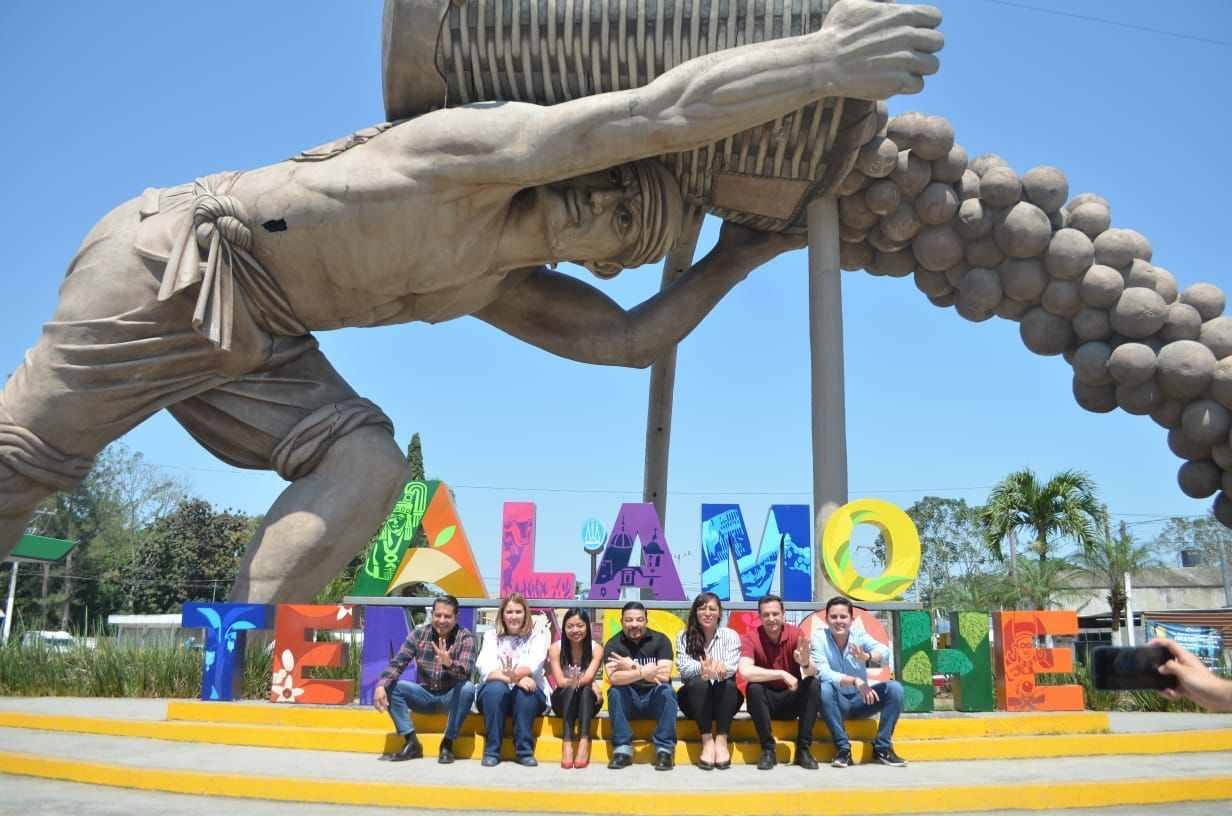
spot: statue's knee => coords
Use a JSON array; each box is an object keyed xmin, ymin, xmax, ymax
[
  {"xmin": 271, "ymin": 397, "xmax": 398, "ymax": 484},
  {"xmin": 325, "ymin": 426, "xmax": 408, "ymax": 503},
  {"xmin": 0, "ymin": 425, "xmax": 93, "ymax": 520}
]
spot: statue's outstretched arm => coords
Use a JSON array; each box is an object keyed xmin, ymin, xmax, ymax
[
  {"xmin": 475, "ymin": 223, "xmax": 803, "ymax": 367},
  {"xmin": 422, "ymin": 0, "xmax": 941, "ymax": 188}
]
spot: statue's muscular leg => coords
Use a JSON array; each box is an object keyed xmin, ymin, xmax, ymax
[{"xmin": 229, "ymin": 425, "xmax": 409, "ymax": 603}]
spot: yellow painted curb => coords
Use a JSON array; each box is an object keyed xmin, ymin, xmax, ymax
[
  {"xmin": 4, "ymin": 710, "xmax": 1215, "ymax": 765},
  {"xmin": 1, "ymin": 750, "xmax": 1231, "ymax": 814},
  {"xmin": 898, "ymin": 729, "xmax": 1232, "ymax": 761},
  {"xmin": 165, "ymin": 701, "xmax": 1108, "ymax": 741},
  {"xmin": 896, "ymin": 711, "xmax": 1109, "ymax": 739},
  {"xmin": 0, "ymin": 712, "xmax": 391, "ymax": 754},
  {"xmin": 0, "ymin": 711, "xmax": 867, "ymax": 764}
]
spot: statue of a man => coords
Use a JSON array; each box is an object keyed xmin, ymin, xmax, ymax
[{"xmin": 0, "ymin": 0, "xmax": 942, "ymax": 601}]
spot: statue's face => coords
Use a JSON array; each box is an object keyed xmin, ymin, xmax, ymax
[{"xmin": 537, "ymin": 164, "xmax": 642, "ymax": 272}]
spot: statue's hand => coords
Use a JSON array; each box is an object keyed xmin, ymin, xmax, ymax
[
  {"xmin": 814, "ymin": 0, "xmax": 943, "ymax": 100},
  {"xmin": 716, "ymin": 221, "xmax": 807, "ymax": 267}
]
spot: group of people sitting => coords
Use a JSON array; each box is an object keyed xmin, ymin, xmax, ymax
[{"xmin": 372, "ymin": 592, "xmax": 906, "ymax": 771}]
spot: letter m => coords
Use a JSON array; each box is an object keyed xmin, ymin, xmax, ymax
[{"xmin": 699, "ymin": 504, "xmax": 812, "ymax": 602}]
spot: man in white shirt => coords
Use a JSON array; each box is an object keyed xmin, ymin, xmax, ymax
[{"xmin": 810, "ymin": 596, "xmax": 906, "ymax": 768}]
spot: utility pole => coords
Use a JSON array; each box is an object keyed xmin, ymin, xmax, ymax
[
  {"xmin": 1219, "ymin": 538, "xmax": 1232, "ymax": 608},
  {"xmin": 2, "ymin": 562, "xmax": 17, "ymax": 645}
]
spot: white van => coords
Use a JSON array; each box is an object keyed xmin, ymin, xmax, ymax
[{"xmin": 19, "ymin": 630, "xmax": 76, "ymax": 651}]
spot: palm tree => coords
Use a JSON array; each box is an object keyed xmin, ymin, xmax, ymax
[
  {"xmin": 978, "ymin": 469, "xmax": 1104, "ymax": 566},
  {"xmin": 933, "ymin": 571, "xmax": 1016, "ymax": 612},
  {"xmin": 1012, "ymin": 557, "xmax": 1076, "ymax": 610},
  {"xmin": 1073, "ymin": 521, "xmax": 1157, "ymax": 645}
]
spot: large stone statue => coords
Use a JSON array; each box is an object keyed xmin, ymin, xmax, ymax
[{"xmin": 0, "ymin": 0, "xmax": 942, "ymax": 601}]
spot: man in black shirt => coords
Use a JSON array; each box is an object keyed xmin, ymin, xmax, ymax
[{"xmin": 604, "ymin": 601, "xmax": 677, "ymax": 770}]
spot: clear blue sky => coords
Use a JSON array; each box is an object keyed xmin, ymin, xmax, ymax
[{"xmin": 2, "ymin": 1, "xmax": 1229, "ymax": 597}]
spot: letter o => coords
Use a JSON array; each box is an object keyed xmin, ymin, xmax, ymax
[{"xmin": 821, "ymin": 499, "xmax": 922, "ymax": 602}]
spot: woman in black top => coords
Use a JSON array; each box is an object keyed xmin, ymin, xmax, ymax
[{"xmin": 547, "ymin": 607, "xmax": 604, "ymax": 768}]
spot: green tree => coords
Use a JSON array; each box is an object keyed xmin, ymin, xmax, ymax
[
  {"xmin": 1153, "ymin": 512, "xmax": 1232, "ymax": 569},
  {"xmin": 873, "ymin": 497, "xmax": 992, "ymax": 606},
  {"xmin": 126, "ymin": 498, "xmax": 257, "ymax": 613},
  {"xmin": 21, "ymin": 444, "xmax": 184, "ymax": 630},
  {"xmin": 932, "ymin": 571, "xmax": 1016, "ymax": 612},
  {"xmin": 407, "ymin": 433, "xmax": 425, "ymax": 482},
  {"xmin": 1074, "ymin": 521, "xmax": 1157, "ymax": 644},
  {"xmin": 405, "ymin": 433, "xmax": 428, "ymax": 553},
  {"xmin": 1012, "ymin": 556, "xmax": 1076, "ymax": 610},
  {"xmin": 978, "ymin": 468, "xmax": 1104, "ymax": 568}
]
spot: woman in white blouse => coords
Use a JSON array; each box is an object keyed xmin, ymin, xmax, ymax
[
  {"xmin": 475, "ymin": 592, "xmax": 549, "ymax": 767},
  {"xmin": 675, "ymin": 591, "xmax": 743, "ymax": 770}
]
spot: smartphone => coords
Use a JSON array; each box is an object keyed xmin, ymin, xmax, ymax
[{"xmin": 1091, "ymin": 645, "xmax": 1178, "ymax": 691}]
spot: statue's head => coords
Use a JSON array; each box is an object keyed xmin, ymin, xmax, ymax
[{"xmin": 539, "ymin": 159, "xmax": 684, "ymax": 278}]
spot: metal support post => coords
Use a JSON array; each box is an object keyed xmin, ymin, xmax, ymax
[{"xmin": 808, "ymin": 197, "xmax": 846, "ymax": 602}]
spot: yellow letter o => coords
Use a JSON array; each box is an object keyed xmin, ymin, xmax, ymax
[{"xmin": 821, "ymin": 499, "xmax": 921, "ymax": 602}]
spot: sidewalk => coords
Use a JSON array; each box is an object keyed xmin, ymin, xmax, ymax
[
  {"xmin": 1, "ymin": 697, "xmax": 1230, "ymax": 814},
  {"xmin": 2, "ymin": 774, "xmax": 1225, "ymax": 816}
]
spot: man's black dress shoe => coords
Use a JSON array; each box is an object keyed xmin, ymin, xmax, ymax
[
  {"xmin": 388, "ymin": 735, "xmax": 423, "ymax": 762},
  {"xmin": 653, "ymin": 750, "xmax": 674, "ymax": 771},
  {"xmin": 756, "ymin": 747, "xmax": 777, "ymax": 770},
  {"xmin": 438, "ymin": 737, "xmax": 456, "ymax": 764},
  {"xmin": 608, "ymin": 753, "xmax": 633, "ymax": 769}
]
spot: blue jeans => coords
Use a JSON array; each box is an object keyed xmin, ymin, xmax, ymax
[
  {"xmin": 818, "ymin": 680, "xmax": 904, "ymax": 752},
  {"xmin": 607, "ymin": 683, "xmax": 678, "ymax": 754},
  {"xmin": 476, "ymin": 680, "xmax": 547, "ymax": 760},
  {"xmin": 388, "ymin": 680, "xmax": 476, "ymax": 740}
]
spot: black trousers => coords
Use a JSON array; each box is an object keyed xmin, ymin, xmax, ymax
[
  {"xmin": 550, "ymin": 685, "xmax": 602, "ymax": 739},
  {"xmin": 745, "ymin": 677, "xmax": 819, "ymax": 750},
  {"xmin": 676, "ymin": 676, "xmax": 744, "ymax": 736}
]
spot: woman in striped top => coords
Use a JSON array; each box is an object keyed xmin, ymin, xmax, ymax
[{"xmin": 675, "ymin": 592, "xmax": 743, "ymax": 770}]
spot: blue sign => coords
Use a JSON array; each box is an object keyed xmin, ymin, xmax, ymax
[{"xmin": 581, "ymin": 518, "xmax": 607, "ymax": 554}]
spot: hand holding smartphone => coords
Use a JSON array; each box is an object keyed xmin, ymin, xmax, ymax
[{"xmin": 1090, "ymin": 645, "xmax": 1178, "ymax": 691}]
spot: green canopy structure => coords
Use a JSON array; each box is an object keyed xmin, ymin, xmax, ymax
[{"xmin": 3, "ymin": 533, "xmax": 77, "ymax": 644}]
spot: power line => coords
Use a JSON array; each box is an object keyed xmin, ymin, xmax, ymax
[
  {"xmin": 127, "ymin": 461, "xmax": 1219, "ymax": 515},
  {"xmin": 446, "ymin": 482, "xmax": 998, "ymax": 497},
  {"xmin": 978, "ymin": 0, "xmax": 1232, "ymax": 48},
  {"xmin": 137, "ymin": 458, "xmax": 1002, "ymax": 496}
]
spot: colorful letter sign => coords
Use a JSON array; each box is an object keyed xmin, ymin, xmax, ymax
[
  {"xmin": 821, "ymin": 499, "xmax": 922, "ymax": 602},
  {"xmin": 994, "ymin": 610, "xmax": 1084, "ymax": 711},
  {"xmin": 893, "ymin": 610, "xmax": 993, "ymax": 713},
  {"xmin": 270, "ymin": 604, "xmax": 356, "ymax": 704},
  {"xmin": 359, "ymin": 605, "xmax": 412, "ymax": 705},
  {"xmin": 181, "ymin": 602, "xmax": 272, "ymax": 701},
  {"xmin": 700, "ymin": 504, "xmax": 812, "ymax": 601},
  {"xmin": 950, "ymin": 611, "xmax": 995, "ymax": 712},
  {"xmin": 350, "ymin": 480, "xmax": 488, "ymax": 599},
  {"xmin": 500, "ymin": 502, "xmax": 575, "ymax": 599},
  {"xmin": 352, "ymin": 480, "xmax": 434, "ymax": 596},
  {"xmin": 588, "ymin": 503, "xmax": 685, "ymax": 601}
]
